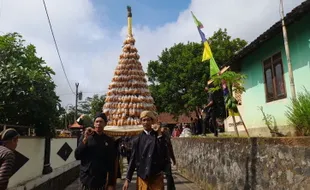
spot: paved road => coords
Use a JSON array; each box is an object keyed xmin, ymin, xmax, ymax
[{"xmin": 65, "ymin": 159, "xmax": 201, "ymax": 190}]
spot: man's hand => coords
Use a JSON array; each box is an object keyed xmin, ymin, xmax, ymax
[
  {"xmin": 122, "ymin": 180, "xmax": 129, "ymax": 190},
  {"xmin": 82, "ymin": 127, "xmax": 93, "ymax": 144}
]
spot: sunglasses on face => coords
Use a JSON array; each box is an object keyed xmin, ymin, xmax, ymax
[{"xmin": 142, "ymin": 118, "xmax": 152, "ymax": 122}]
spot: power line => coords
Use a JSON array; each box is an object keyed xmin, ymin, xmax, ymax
[
  {"xmin": 58, "ymin": 91, "xmax": 107, "ymax": 96},
  {"xmin": 42, "ymin": 0, "xmax": 74, "ymax": 94}
]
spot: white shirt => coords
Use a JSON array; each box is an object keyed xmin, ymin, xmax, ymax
[{"xmin": 144, "ymin": 130, "xmax": 152, "ymax": 135}]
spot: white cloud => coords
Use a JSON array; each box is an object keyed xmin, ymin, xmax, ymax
[
  {"xmin": 127, "ymin": 0, "xmax": 306, "ymax": 67},
  {"xmin": 0, "ymin": 0, "xmax": 305, "ymax": 107}
]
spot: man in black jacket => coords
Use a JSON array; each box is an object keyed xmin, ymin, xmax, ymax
[
  {"xmin": 122, "ymin": 111, "xmax": 169, "ymax": 190},
  {"xmin": 75, "ymin": 113, "xmax": 117, "ymax": 190},
  {"xmin": 161, "ymin": 126, "xmax": 176, "ymax": 190},
  {"xmin": 203, "ymin": 85, "xmax": 218, "ymax": 137}
]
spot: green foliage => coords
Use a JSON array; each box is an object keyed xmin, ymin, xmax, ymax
[
  {"xmin": 147, "ymin": 42, "xmax": 208, "ymax": 115},
  {"xmin": 57, "ymin": 94, "xmax": 105, "ymax": 128},
  {"xmin": 79, "ymin": 94, "xmax": 106, "ymax": 118},
  {"xmin": 209, "ymin": 71, "xmax": 246, "ymax": 112},
  {"xmin": 0, "ymin": 33, "xmax": 60, "ymax": 136},
  {"xmin": 81, "ymin": 114, "xmax": 93, "ymax": 127},
  {"xmin": 208, "ymin": 28, "xmax": 247, "ymax": 65},
  {"xmin": 286, "ymin": 88, "xmax": 310, "ymax": 136},
  {"xmin": 224, "ymin": 95, "xmax": 238, "ymax": 113},
  {"xmin": 257, "ymin": 106, "xmax": 279, "ymax": 134},
  {"xmin": 147, "ymin": 28, "xmax": 247, "ymax": 116},
  {"xmin": 209, "ymin": 71, "xmax": 246, "ymax": 95}
]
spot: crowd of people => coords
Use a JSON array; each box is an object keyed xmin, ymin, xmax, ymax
[
  {"xmin": 0, "ymin": 83, "xmax": 222, "ymax": 190},
  {"xmin": 73, "ymin": 102, "xmax": 222, "ymax": 189},
  {"xmin": 74, "ymin": 111, "xmax": 177, "ymax": 190},
  {"xmin": 173, "ymin": 84, "xmax": 225, "ymax": 138}
]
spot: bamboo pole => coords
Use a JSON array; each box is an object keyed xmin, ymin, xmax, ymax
[
  {"xmin": 237, "ymin": 108, "xmax": 250, "ymax": 137},
  {"xmin": 231, "ymin": 115, "xmax": 239, "ymax": 137},
  {"xmin": 280, "ymin": 0, "xmax": 296, "ymax": 99}
]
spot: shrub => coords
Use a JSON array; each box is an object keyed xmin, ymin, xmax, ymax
[{"xmin": 285, "ymin": 88, "xmax": 310, "ymax": 136}]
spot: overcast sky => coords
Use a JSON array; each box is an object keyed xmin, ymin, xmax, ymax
[{"xmin": 0, "ymin": 0, "xmax": 305, "ymax": 106}]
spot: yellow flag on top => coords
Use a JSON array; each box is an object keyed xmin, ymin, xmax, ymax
[{"xmin": 191, "ymin": 11, "xmax": 220, "ymax": 77}]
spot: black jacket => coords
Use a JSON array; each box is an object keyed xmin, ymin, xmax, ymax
[
  {"xmin": 164, "ymin": 131, "xmax": 176, "ymax": 164},
  {"xmin": 75, "ymin": 133, "xmax": 116, "ymax": 188},
  {"xmin": 126, "ymin": 130, "xmax": 169, "ymax": 182}
]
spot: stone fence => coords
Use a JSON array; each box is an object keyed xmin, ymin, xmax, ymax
[{"xmin": 172, "ymin": 137, "xmax": 310, "ymax": 190}]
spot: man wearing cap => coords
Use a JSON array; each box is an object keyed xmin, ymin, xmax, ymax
[
  {"xmin": 75, "ymin": 113, "xmax": 117, "ymax": 190},
  {"xmin": 0, "ymin": 128, "xmax": 19, "ymax": 189},
  {"xmin": 123, "ymin": 111, "xmax": 169, "ymax": 190}
]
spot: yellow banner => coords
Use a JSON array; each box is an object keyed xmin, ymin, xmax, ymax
[{"xmin": 202, "ymin": 41, "xmax": 213, "ymax": 61}]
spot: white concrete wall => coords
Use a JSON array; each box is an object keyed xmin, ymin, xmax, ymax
[
  {"xmin": 7, "ymin": 137, "xmax": 78, "ymax": 188},
  {"xmin": 8, "ymin": 137, "xmax": 45, "ymax": 188},
  {"xmin": 50, "ymin": 138, "xmax": 77, "ymax": 169}
]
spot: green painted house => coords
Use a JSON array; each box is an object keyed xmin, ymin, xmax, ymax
[{"xmin": 226, "ymin": 0, "xmax": 310, "ymax": 136}]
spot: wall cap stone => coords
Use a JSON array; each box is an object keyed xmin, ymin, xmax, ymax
[
  {"xmin": 172, "ymin": 137, "xmax": 310, "ymax": 147},
  {"xmin": 8, "ymin": 161, "xmax": 80, "ymax": 190}
]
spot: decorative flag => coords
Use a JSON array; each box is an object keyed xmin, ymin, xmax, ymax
[
  {"xmin": 202, "ymin": 41, "xmax": 213, "ymax": 61},
  {"xmin": 191, "ymin": 11, "xmax": 220, "ymax": 77},
  {"xmin": 210, "ymin": 57, "xmax": 220, "ymax": 77},
  {"xmin": 191, "ymin": 11, "xmax": 204, "ymax": 29}
]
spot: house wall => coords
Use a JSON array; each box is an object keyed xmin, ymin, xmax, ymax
[
  {"xmin": 8, "ymin": 137, "xmax": 78, "ymax": 189},
  {"xmin": 234, "ymin": 12, "xmax": 310, "ymax": 134}
]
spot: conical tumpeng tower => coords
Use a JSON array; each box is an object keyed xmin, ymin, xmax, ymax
[{"xmin": 102, "ymin": 6, "xmax": 156, "ymax": 136}]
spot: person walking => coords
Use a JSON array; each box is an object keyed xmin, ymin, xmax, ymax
[
  {"xmin": 75, "ymin": 113, "xmax": 117, "ymax": 190},
  {"xmin": 161, "ymin": 126, "xmax": 176, "ymax": 190},
  {"xmin": 0, "ymin": 128, "xmax": 20, "ymax": 190},
  {"xmin": 203, "ymin": 85, "xmax": 218, "ymax": 137},
  {"xmin": 122, "ymin": 111, "xmax": 169, "ymax": 190}
]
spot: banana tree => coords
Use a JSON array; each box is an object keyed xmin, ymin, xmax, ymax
[
  {"xmin": 209, "ymin": 71, "xmax": 246, "ymax": 108},
  {"xmin": 209, "ymin": 71, "xmax": 248, "ymax": 136}
]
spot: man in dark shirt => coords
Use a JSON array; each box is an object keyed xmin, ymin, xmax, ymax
[
  {"xmin": 203, "ymin": 85, "xmax": 218, "ymax": 137},
  {"xmin": 161, "ymin": 126, "xmax": 176, "ymax": 190},
  {"xmin": 75, "ymin": 113, "xmax": 117, "ymax": 190},
  {"xmin": 122, "ymin": 111, "xmax": 169, "ymax": 190}
]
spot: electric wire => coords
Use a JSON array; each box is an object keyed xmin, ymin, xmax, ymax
[{"xmin": 42, "ymin": 0, "xmax": 74, "ymax": 94}]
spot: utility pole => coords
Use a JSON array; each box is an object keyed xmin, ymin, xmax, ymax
[
  {"xmin": 280, "ymin": 0, "xmax": 296, "ymax": 99},
  {"xmin": 75, "ymin": 83, "xmax": 79, "ymax": 121},
  {"xmin": 64, "ymin": 112, "xmax": 67, "ymax": 130}
]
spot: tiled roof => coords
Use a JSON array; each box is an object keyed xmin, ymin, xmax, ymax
[
  {"xmin": 228, "ymin": 0, "xmax": 310, "ymax": 67},
  {"xmin": 158, "ymin": 112, "xmax": 196, "ymax": 124},
  {"xmin": 69, "ymin": 122, "xmax": 83, "ymax": 129}
]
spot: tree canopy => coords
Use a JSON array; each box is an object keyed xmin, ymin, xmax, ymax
[
  {"xmin": 79, "ymin": 94, "xmax": 106, "ymax": 118},
  {"xmin": 147, "ymin": 28, "xmax": 247, "ymax": 116},
  {"xmin": 0, "ymin": 33, "xmax": 60, "ymax": 136},
  {"xmin": 57, "ymin": 94, "xmax": 106, "ymax": 129}
]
